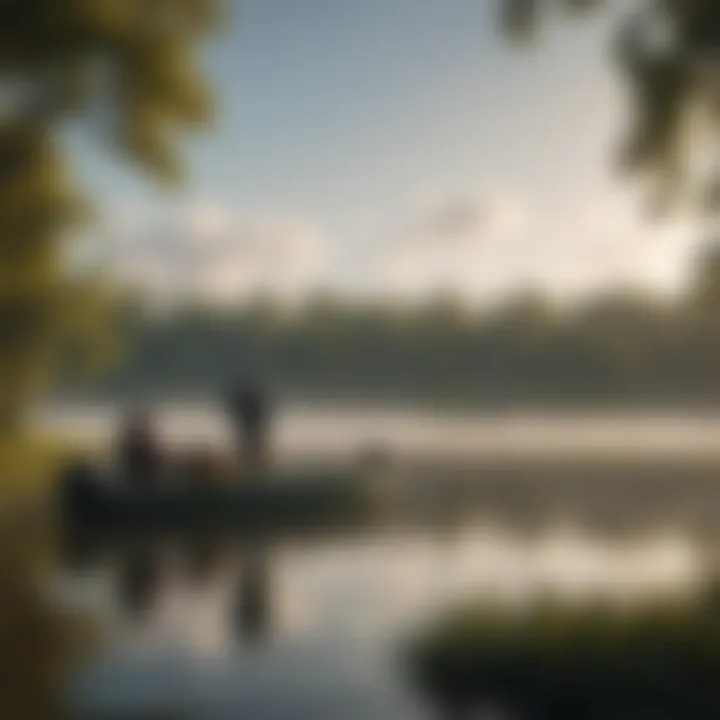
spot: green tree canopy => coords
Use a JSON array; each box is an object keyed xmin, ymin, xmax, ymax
[
  {"xmin": 502, "ymin": 0, "xmax": 720, "ymax": 214},
  {"xmin": 0, "ymin": 0, "xmax": 218, "ymax": 432}
]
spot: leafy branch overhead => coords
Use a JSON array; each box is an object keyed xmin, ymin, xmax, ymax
[
  {"xmin": 0, "ymin": 0, "xmax": 219, "ymax": 180},
  {"xmin": 0, "ymin": 0, "xmax": 219, "ymax": 431},
  {"xmin": 502, "ymin": 0, "xmax": 720, "ymax": 214}
]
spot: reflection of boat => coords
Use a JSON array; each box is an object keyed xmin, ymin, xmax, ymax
[
  {"xmin": 235, "ymin": 548, "xmax": 272, "ymax": 643},
  {"xmin": 58, "ymin": 462, "xmax": 393, "ymax": 535},
  {"xmin": 118, "ymin": 548, "xmax": 164, "ymax": 619},
  {"xmin": 184, "ymin": 539, "xmax": 234, "ymax": 583}
]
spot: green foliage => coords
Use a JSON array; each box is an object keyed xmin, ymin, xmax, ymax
[
  {"xmin": 409, "ymin": 588, "xmax": 720, "ymax": 717},
  {"xmin": 0, "ymin": 520, "xmax": 98, "ymax": 720},
  {"xmin": 0, "ymin": 1, "xmax": 217, "ymax": 435},
  {"xmin": 501, "ymin": 0, "xmax": 720, "ymax": 214},
  {"xmin": 0, "ymin": 0, "xmax": 218, "ymax": 179},
  {"xmin": 0, "ymin": 433, "xmax": 97, "ymax": 508}
]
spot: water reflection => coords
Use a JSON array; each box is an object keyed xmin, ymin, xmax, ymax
[
  {"xmin": 234, "ymin": 544, "xmax": 272, "ymax": 643},
  {"xmin": 184, "ymin": 538, "xmax": 234, "ymax": 585},
  {"xmin": 51, "ymin": 521, "xmax": 717, "ymax": 719},
  {"xmin": 118, "ymin": 546, "xmax": 166, "ymax": 621},
  {"xmin": 104, "ymin": 537, "xmax": 275, "ymax": 646}
]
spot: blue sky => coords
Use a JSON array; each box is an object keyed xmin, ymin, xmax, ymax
[{"xmin": 76, "ymin": 0, "xmax": 699, "ymax": 306}]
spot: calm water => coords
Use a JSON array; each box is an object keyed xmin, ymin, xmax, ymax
[
  {"xmin": 56, "ymin": 525, "xmax": 706, "ymax": 720},
  {"xmin": 33, "ymin": 402, "xmax": 720, "ymax": 717},
  {"xmin": 36, "ymin": 401, "xmax": 720, "ymax": 461}
]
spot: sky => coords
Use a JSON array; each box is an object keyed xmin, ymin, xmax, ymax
[{"xmin": 75, "ymin": 0, "xmax": 702, "ymax": 307}]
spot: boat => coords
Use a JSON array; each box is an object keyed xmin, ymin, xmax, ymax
[{"xmin": 57, "ymin": 459, "xmax": 398, "ymax": 537}]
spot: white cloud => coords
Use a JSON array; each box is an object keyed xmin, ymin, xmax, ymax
[
  {"xmin": 368, "ymin": 190, "xmax": 528, "ymax": 300},
  {"xmin": 90, "ymin": 200, "xmax": 330, "ymax": 306},
  {"xmin": 406, "ymin": 189, "xmax": 525, "ymax": 247},
  {"xmin": 364, "ymin": 188, "xmax": 698, "ymax": 303},
  {"xmin": 85, "ymin": 190, "xmax": 699, "ymax": 309},
  {"xmin": 533, "ymin": 200, "xmax": 698, "ymax": 298}
]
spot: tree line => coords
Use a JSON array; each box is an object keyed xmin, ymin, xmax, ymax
[{"xmin": 64, "ymin": 242, "xmax": 720, "ymax": 409}]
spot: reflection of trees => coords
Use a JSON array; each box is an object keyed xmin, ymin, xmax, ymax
[{"xmin": 90, "ymin": 246, "xmax": 720, "ymax": 406}]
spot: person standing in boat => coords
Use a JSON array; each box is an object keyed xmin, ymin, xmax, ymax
[
  {"xmin": 227, "ymin": 383, "xmax": 271, "ymax": 480},
  {"xmin": 117, "ymin": 407, "xmax": 164, "ymax": 491}
]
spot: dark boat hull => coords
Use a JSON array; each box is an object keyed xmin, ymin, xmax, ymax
[{"xmin": 59, "ymin": 467, "xmax": 387, "ymax": 537}]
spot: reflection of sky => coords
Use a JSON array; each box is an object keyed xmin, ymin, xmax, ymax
[
  {"xmin": 77, "ymin": 640, "xmax": 429, "ymax": 720},
  {"xmin": 273, "ymin": 530, "xmax": 701, "ymax": 641},
  {"xmin": 70, "ymin": 528, "xmax": 702, "ymax": 719}
]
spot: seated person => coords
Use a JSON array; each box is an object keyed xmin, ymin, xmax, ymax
[
  {"xmin": 178, "ymin": 444, "xmax": 233, "ymax": 490},
  {"xmin": 117, "ymin": 408, "xmax": 163, "ymax": 491}
]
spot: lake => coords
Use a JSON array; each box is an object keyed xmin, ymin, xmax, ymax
[
  {"xmin": 35, "ymin": 401, "xmax": 720, "ymax": 462},
  {"xmin": 57, "ymin": 524, "xmax": 707, "ymax": 720},
  {"xmin": 19, "ymin": 402, "xmax": 720, "ymax": 718}
]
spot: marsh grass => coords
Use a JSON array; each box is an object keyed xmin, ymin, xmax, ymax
[{"xmin": 409, "ymin": 586, "xmax": 720, "ymax": 718}]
